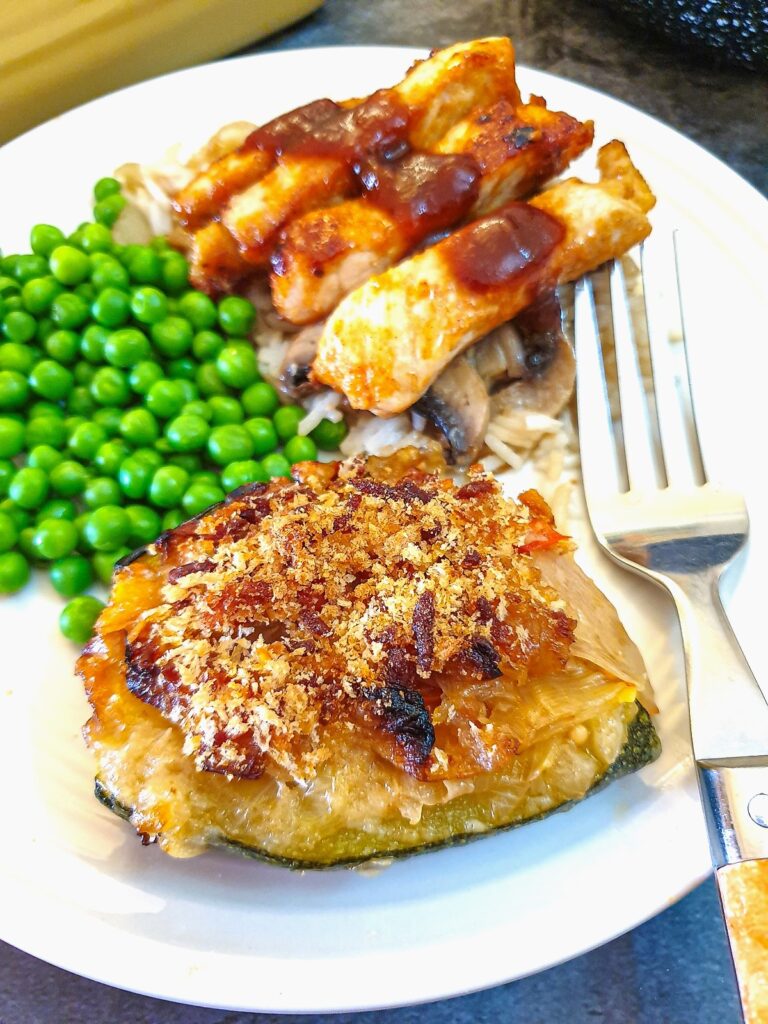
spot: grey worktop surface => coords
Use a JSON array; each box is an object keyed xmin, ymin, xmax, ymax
[{"xmin": 1, "ymin": 1, "xmax": 765, "ymax": 1021}]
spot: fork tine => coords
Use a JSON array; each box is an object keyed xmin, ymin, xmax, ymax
[
  {"xmin": 673, "ymin": 232, "xmax": 709, "ymax": 484},
  {"xmin": 640, "ymin": 235, "xmax": 699, "ymax": 487},
  {"xmin": 609, "ymin": 258, "xmax": 660, "ymax": 492},
  {"xmin": 574, "ymin": 277, "xmax": 621, "ymax": 501}
]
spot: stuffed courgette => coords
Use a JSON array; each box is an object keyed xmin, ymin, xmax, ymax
[{"xmin": 80, "ymin": 450, "xmax": 660, "ymax": 868}]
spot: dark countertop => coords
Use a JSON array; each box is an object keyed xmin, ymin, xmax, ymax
[{"xmin": 1, "ymin": 2, "xmax": 765, "ymax": 1021}]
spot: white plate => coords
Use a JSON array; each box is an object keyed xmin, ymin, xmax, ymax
[{"xmin": 1, "ymin": 47, "xmax": 767, "ymax": 1014}]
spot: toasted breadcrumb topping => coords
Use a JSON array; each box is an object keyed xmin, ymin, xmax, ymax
[{"xmin": 122, "ymin": 452, "xmax": 575, "ymax": 782}]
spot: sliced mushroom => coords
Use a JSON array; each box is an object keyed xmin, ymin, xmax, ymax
[
  {"xmin": 471, "ymin": 321, "xmax": 527, "ymax": 389},
  {"xmin": 491, "ymin": 334, "xmax": 575, "ymax": 419},
  {"xmin": 413, "ymin": 355, "xmax": 490, "ymax": 465},
  {"xmin": 278, "ymin": 323, "xmax": 325, "ymax": 399},
  {"xmin": 492, "ymin": 292, "xmax": 575, "ymax": 419}
]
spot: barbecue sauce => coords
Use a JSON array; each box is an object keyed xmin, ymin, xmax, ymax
[
  {"xmin": 442, "ymin": 203, "xmax": 565, "ymax": 290},
  {"xmin": 244, "ymin": 90, "xmax": 564, "ymax": 277}
]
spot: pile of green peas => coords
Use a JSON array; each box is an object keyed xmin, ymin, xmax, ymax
[{"xmin": 0, "ymin": 178, "xmax": 348, "ymax": 644}]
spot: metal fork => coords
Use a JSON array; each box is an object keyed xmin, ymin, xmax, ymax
[{"xmin": 574, "ymin": 242, "xmax": 768, "ymax": 1024}]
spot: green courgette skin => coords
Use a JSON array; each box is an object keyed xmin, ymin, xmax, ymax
[{"xmin": 94, "ymin": 703, "xmax": 660, "ymax": 870}]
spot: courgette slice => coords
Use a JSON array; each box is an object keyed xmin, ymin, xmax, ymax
[{"xmin": 93, "ymin": 702, "xmax": 659, "ymax": 869}]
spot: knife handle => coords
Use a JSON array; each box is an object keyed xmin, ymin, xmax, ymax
[{"xmin": 716, "ymin": 859, "xmax": 768, "ymax": 1024}]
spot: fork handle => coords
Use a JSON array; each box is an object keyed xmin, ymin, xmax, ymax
[
  {"xmin": 671, "ymin": 574, "xmax": 768, "ymax": 1023},
  {"xmin": 716, "ymin": 859, "xmax": 768, "ymax": 1024}
]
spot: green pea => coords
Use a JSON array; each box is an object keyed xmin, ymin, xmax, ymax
[
  {"xmin": 241, "ymin": 381, "xmax": 279, "ymax": 418},
  {"xmin": 165, "ymin": 414, "xmax": 209, "ymax": 453},
  {"xmin": 68, "ymin": 421, "xmax": 107, "ymax": 461},
  {"xmin": 145, "ymin": 379, "xmax": 185, "ymax": 420},
  {"xmin": 3, "ymin": 309, "xmax": 37, "ymax": 343},
  {"xmin": 45, "ymin": 329, "xmax": 80, "ymax": 364},
  {"xmin": 0, "ymin": 370, "xmax": 29, "ymax": 410},
  {"xmin": 168, "ymin": 357, "xmax": 196, "ymax": 381},
  {"xmin": 208, "ymin": 395, "xmax": 244, "ymax": 425},
  {"xmin": 160, "ymin": 251, "xmax": 189, "ymax": 294},
  {"xmin": 261, "ymin": 452, "xmax": 292, "ymax": 479},
  {"xmin": 30, "ymin": 224, "xmax": 66, "ymax": 259},
  {"xmin": 93, "ymin": 177, "xmax": 122, "ymax": 201},
  {"xmin": 93, "ymin": 194, "xmax": 126, "ymax": 227},
  {"xmin": 119, "ymin": 407, "xmax": 159, "ymax": 446},
  {"xmin": 59, "ymin": 594, "xmax": 105, "ymax": 643},
  {"xmin": 90, "ymin": 366, "xmax": 130, "ymax": 407},
  {"xmin": 131, "ymin": 447, "xmax": 163, "ymax": 469},
  {"xmin": 181, "ymin": 481, "xmax": 226, "ymax": 516},
  {"xmin": 21, "ymin": 276, "xmax": 62, "ymax": 316},
  {"xmin": 175, "ymin": 379, "xmax": 198, "ymax": 404},
  {"xmin": 284, "ymin": 434, "xmax": 318, "ymax": 464},
  {"xmin": 92, "ymin": 288, "xmax": 131, "ymax": 328},
  {"xmin": 221, "ymin": 459, "xmax": 268, "ymax": 492},
  {"xmin": 207, "ymin": 424, "xmax": 253, "ymax": 466},
  {"xmin": 92, "ymin": 406, "xmax": 123, "ymax": 437},
  {"xmin": 181, "ymin": 399, "xmax": 211, "ymax": 421},
  {"xmin": 310, "ymin": 417, "xmax": 349, "ymax": 450},
  {"xmin": 50, "ymin": 292, "xmax": 90, "ymax": 329},
  {"xmin": 3, "ymin": 296, "xmax": 23, "ymax": 313},
  {"xmin": 92, "ymin": 547, "xmax": 130, "ymax": 586},
  {"xmin": 73, "ymin": 361, "xmax": 97, "ymax": 386},
  {"xmin": 0, "ymin": 342, "xmax": 37, "ymax": 375},
  {"xmin": 80, "ymin": 324, "xmax": 109, "ymax": 363},
  {"xmin": 67, "ymin": 386, "xmax": 96, "ymax": 417},
  {"xmin": 94, "ymin": 440, "xmax": 130, "ymax": 477},
  {"xmin": 17, "ymin": 525, "xmax": 40, "ymax": 561},
  {"xmin": 104, "ymin": 327, "xmax": 150, "ymax": 368},
  {"xmin": 35, "ymin": 498, "xmax": 76, "ymax": 522},
  {"xmin": 128, "ymin": 360, "xmax": 164, "ymax": 396},
  {"xmin": 192, "ymin": 329, "xmax": 224, "ymax": 361},
  {"xmin": 50, "ymin": 459, "xmax": 89, "ymax": 497},
  {"xmin": 217, "ymin": 295, "xmax": 255, "ymax": 337},
  {"xmin": 216, "ymin": 342, "xmax": 259, "ymax": 389},
  {"xmin": 0, "ymin": 550, "xmax": 30, "ymax": 594},
  {"xmin": 0, "ymin": 417, "xmax": 25, "ymax": 458},
  {"xmin": 243, "ymin": 416, "xmax": 278, "ymax": 457},
  {"xmin": 63, "ymin": 415, "xmax": 87, "ymax": 440},
  {"xmin": 28, "ymin": 401, "xmax": 64, "ymax": 419},
  {"xmin": 178, "ymin": 291, "xmax": 217, "ymax": 330},
  {"xmin": 29, "ymin": 360, "xmax": 73, "ymax": 401},
  {"xmin": 168, "ymin": 453, "xmax": 201, "ymax": 474},
  {"xmin": 12, "ymin": 255, "xmax": 49, "ymax": 284},
  {"xmin": 148, "ymin": 465, "xmax": 189, "ymax": 509},
  {"xmin": 131, "ymin": 287, "xmax": 168, "ymax": 325},
  {"xmin": 125, "ymin": 504, "xmax": 161, "ymax": 545},
  {"xmin": 83, "ymin": 505, "xmax": 130, "ymax": 550},
  {"xmin": 49, "ymin": 245, "xmax": 91, "ymax": 286},
  {"xmin": 26, "ymin": 416, "xmax": 67, "ymax": 450},
  {"xmin": 125, "ymin": 246, "xmax": 161, "ymax": 285},
  {"xmin": 150, "ymin": 317, "xmax": 193, "ymax": 357},
  {"xmin": 0, "ymin": 460, "xmax": 15, "ymax": 497},
  {"xmin": 35, "ymin": 317, "xmax": 55, "ymax": 344},
  {"xmin": 50, "ymin": 555, "xmax": 93, "ymax": 597},
  {"xmin": 273, "ymin": 404, "xmax": 305, "ymax": 442},
  {"xmin": 27, "ymin": 444, "xmax": 63, "ymax": 472},
  {"xmin": 161, "ymin": 508, "xmax": 185, "ymax": 531},
  {"xmin": 9, "ymin": 466, "xmax": 49, "ymax": 508},
  {"xmin": 117, "ymin": 455, "xmax": 154, "ymax": 500},
  {"xmin": 79, "ymin": 223, "xmax": 113, "ymax": 254},
  {"xmin": 91, "ymin": 256, "xmax": 130, "ymax": 293},
  {"xmin": 0, "ymin": 511, "xmax": 18, "ymax": 552},
  {"xmin": 0, "ymin": 276, "xmax": 19, "ymax": 298},
  {"xmin": 196, "ymin": 361, "xmax": 228, "ymax": 397},
  {"xmin": 32, "ymin": 517, "xmax": 78, "ymax": 559},
  {"xmin": 83, "ymin": 476, "xmax": 123, "ymax": 509}
]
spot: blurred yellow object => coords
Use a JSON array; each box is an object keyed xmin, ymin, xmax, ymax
[{"xmin": 0, "ymin": 0, "xmax": 323, "ymax": 145}]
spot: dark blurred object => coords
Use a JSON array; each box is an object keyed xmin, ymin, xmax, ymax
[{"xmin": 601, "ymin": 0, "xmax": 767, "ymax": 71}]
